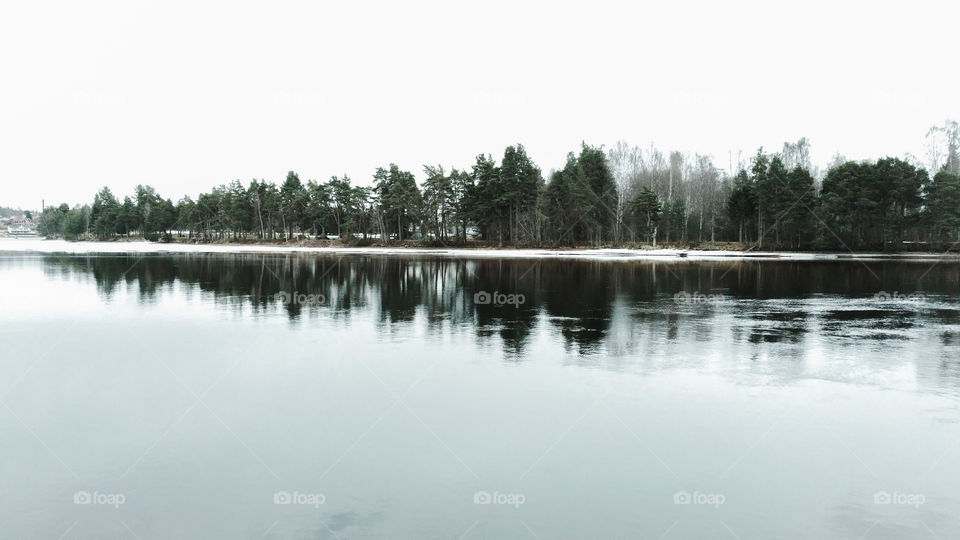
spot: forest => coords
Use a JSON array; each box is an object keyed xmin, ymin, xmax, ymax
[{"xmin": 36, "ymin": 121, "xmax": 960, "ymax": 251}]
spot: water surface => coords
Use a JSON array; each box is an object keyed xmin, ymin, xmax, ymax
[{"xmin": 1, "ymin": 253, "xmax": 959, "ymax": 539}]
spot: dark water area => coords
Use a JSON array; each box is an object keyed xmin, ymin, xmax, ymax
[
  {"xmin": 1, "ymin": 253, "xmax": 959, "ymax": 539},
  {"xmin": 32, "ymin": 253, "xmax": 960, "ymax": 349}
]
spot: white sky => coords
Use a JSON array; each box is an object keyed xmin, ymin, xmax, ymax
[{"xmin": 2, "ymin": 0, "xmax": 958, "ymax": 209}]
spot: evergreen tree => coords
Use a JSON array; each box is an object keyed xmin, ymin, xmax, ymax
[
  {"xmin": 782, "ymin": 166, "xmax": 816, "ymax": 249},
  {"xmin": 305, "ymin": 179, "xmax": 332, "ymax": 238},
  {"xmin": 726, "ymin": 169, "xmax": 756, "ymax": 243},
  {"xmin": 90, "ymin": 187, "xmax": 119, "ymax": 239},
  {"xmin": 924, "ymin": 171, "xmax": 960, "ymax": 246},
  {"xmin": 470, "ymin": 155, "xmax": 501, "ymax": 243},
  {"xmin": 665, "ymin": 198, "xmax": 687, "ymax": 243},
  {"xmin": 542, "ymin": 154, "xmax": 595, "ymax": 246},
  {"xmin": 764, "ymin": 156, "xmax": 790, "ymax": 246},
  {"xmin": 628, "ymin": 186, "xmax": 661, "ymax": 245},
  {"xmin": 117, "ymin": 196, "xmax": 138, "ymax": 236},
  {"xmin": 751, "ymin": 150, "xmax": 771, "ymax": 246},
  {"xmin": 449, "ymin": 168, "xmax": 475, "ymax": 243},
  {"xmin": 421, "ymin": 165, "xmax": 453, "ymax": 241},
  {"xmin": 577, "ymin": 144, "xmax": 618, "ymax": 244},
  {"xmin": 373, "ymin": 164, "xmax": 421, "ymax": 241},
  {"xmin": 499, "ymin": 144, "xmax": 543, "ymax": 244},
  {"xmin": 279, "ymin": 171, "xmax": 307, "ymax": 239},
  {"xmin": 875, "ymin": 157, "xmax": 924, "ymax": 248}
]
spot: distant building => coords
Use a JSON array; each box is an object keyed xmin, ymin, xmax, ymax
[{"xmin": 7, "ymin": 217, "xmax": 36, "ymax": 236}]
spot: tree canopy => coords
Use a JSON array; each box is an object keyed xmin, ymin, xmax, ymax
[{"xmin": 35, "ymin": 124, "xmax": 960, "ymax": 252}]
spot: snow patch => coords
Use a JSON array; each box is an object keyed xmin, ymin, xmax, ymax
[{"xmin": 0, "ymin": 238, "xmax": 956, "ymax": 262}]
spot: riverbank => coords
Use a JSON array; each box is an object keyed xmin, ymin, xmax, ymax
[{"xmin": 2, "ymin": 238, "xmax": 959, "ymax": 262}]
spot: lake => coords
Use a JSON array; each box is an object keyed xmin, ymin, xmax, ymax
[{"xmin": 1, "ymin": 252, "xmax": 959, "ymax": 539}]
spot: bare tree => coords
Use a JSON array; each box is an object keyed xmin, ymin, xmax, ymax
[
  {"xmin": 607, "ymin": 141, "xmax": 643, "ymax": 242},
  {"xmin": 781, "ymin": 137, "xmax": 812, "ymax": 170},
  {"xmin": 669, "ymin": 151, "xmax": 684, "ymax": 202},
  {"xmin": 827, "ymin": 153, "xmax": 848, "ymax": 170},
  {"xmin": 926, "ymin": 120, "xmax": 960, "ymax": 174}
]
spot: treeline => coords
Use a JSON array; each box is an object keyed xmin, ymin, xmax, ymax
[
  {"xmin": 726, "ymin": 152, "xmax": 959, "ymax": 250},
  {"xmin": 39, "ymin": 144, "xmax": 612, "ymax": 246},
  {"xmin": 0, "ymin": 206, "xmax": 26, "ymax": 219},
  {"xmin": 607, "ymin": 127, "xmax": 960, "ymax": 250},
  {"xmin": 37, "ymin": 123, "xmax": 960, "ymax": 250}
]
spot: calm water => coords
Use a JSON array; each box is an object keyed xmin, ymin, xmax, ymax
[{"xmin": 1, "ymin": 252, "xmax": 959, "ymax": 539}]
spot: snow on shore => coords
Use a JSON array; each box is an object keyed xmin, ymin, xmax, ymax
[{"xmin": 0, "ymin": 238, "xmax": 956, "ymax": 262}]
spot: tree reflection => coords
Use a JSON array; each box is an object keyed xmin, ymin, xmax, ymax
[{"xmin": 45, "ymin": 254, "xmax": 960, "ymax": 356}]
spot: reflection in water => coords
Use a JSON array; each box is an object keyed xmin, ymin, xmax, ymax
[
  {"xmin": 45, "ymin": 253, "xmax": 960, "ymax": 357},
  {"xmin": 2, "ymin": 253, "xmax": 960, "ymax": 539}
]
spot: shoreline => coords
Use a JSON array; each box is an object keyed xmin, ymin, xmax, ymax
[{"xmin": 1, "ymin": 238, "xmax": 959, "ymax": 262}]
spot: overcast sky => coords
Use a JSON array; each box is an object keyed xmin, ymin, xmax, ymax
[{"xmin": 2, "ymin": 0, "xmax": 958, "ymax": 209}]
